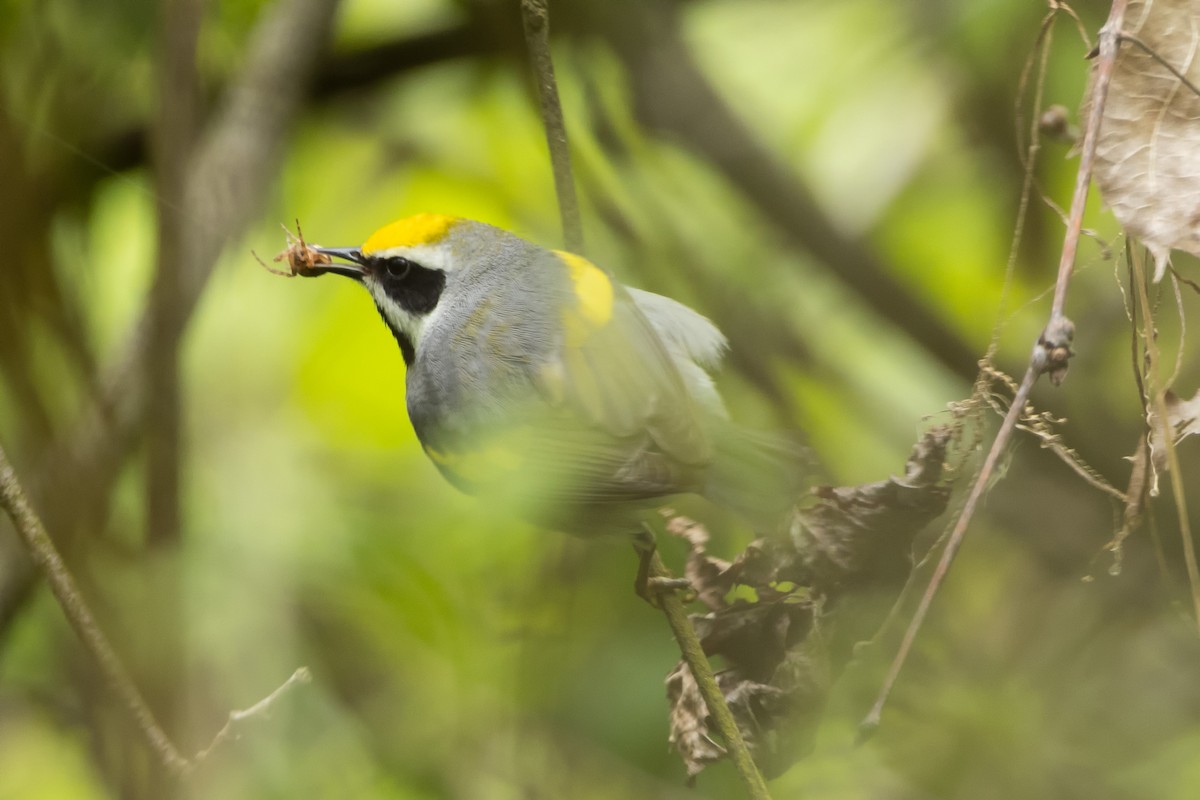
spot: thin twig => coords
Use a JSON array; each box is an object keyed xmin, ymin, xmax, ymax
[
  {"xmin": 1021, "ymin": 423, "xmax": 1127, "ymax": 502},
  {"xmin": 980, "ymin": 364, "xmax": 1125, "ymax": 503},
  {"xmin": 1045, "ymin": 1, "xmax": 1093, "ymax": 51},
  {"xmin": 1049, "ymin": 0, "xmax": 1129, "ymax": 323},
  {"xmin": 863, "ymin": 0, "xmax": 1132, "ymax": 732},
  {"xmin": 1131, "ymin": 249, "xmax": 1200, "ymax": 630},
  {"xmin": 1013, "ymin": 8, "xmax": 1109, "ymax": 249},
  {"xmin": 192, "ymin": 667, "xmax": 313, "ymax": 765},
  {"xmin": 1003, "ymin": 6, "xmax": 1057, "ymax": 353},
  {"xmin": 1171, "ymin": 265, "xmax": 1200, "ymax": 296},
  {"xmin": 649, "ymin": 552, "xmax": 773, "ymax": 800},
  {"xmin": 520, "ymin": 0, "xmax": 585, "ymax": 254},
  {"xmin": 1128, "ymin": 252, "xmax": 1150, "ymax": 410},
  {"xmin": 140, "ymin": 6, "xmax": 204, "ymax": 783},
  {"xmin": 860, "ymin": 365, "xmax": 1039, "ymax": 737},
  {"xmin": 1102, "ymin": 435, "xmax": 1149, "ymax": 570},
  {"xmin": 1167, "ymin": 273, "xmax": 1186, "ymax": 389},
  {"xmin": 0, "ymin": 443, "xmax": 313, "ymax": 775},
  {"xmin": 0, "ymin": 445, "xmax": 190, "ymax": 775}
]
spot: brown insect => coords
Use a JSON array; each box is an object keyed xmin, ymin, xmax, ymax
[{"xmin": 254, "ymin": 220, "xmax": 331, "ymax": 277}]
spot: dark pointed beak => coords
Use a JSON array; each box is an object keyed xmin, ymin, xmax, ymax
[{"xmin": 306, "ymin": 247, "xmax": 367, "ymax": 280}]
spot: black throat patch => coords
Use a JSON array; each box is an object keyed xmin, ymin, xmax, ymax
[
  {"xmin": 367, "ymin": 256, "xmax": 446, "ymax": 366},
  {"xmin": 377, "ymin": 315, "xmax": 417, "ymax": 365}
]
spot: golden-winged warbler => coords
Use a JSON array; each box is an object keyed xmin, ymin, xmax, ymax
[{"xmin": 303, "ymin": 213, "xmax": 799, "ymax": 537}]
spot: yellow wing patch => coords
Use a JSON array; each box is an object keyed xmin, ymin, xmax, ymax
[
  {"xmin": 362, "ymin": 213, "xmax": 459, "ymax": 255},
  {"xmin": 555, "ymin": 251, "xmax": 614, "ymax": 347}
]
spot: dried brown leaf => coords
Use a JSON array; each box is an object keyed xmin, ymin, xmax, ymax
[
  {"xmin": 791, "ymin": 425, "xmax": 953, "ymax": 594},
  {"xmin": 1090, "ymin": 0, "xmax": 1200, "ymax": 280},
  {"xmin": 663, "ymin": 426, "xmax": 955, "ymax": 780},
  {"xmin": 666, "ymin": 515, "xmax": 733, "ymax": 612},
  {"xmin": 1149, "ymin": 387, "xmax": 1200, "ymax": 471},
  {"xmin": 666, "ymin": 662, "xmax": 725, "ymax": 781}
]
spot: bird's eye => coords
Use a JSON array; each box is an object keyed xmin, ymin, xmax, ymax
[{"xmin": 383, "ymin": 258, "xmax": 411, "ymax": 279}]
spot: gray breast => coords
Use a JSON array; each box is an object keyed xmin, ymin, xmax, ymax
[{"xmin": 405, "ymin": 239, "xmax": 567, "ymax": 449}]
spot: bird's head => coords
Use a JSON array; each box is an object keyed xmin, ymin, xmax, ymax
[{"xmin": 309, "ymin": 213, "xmax": 473, "ymax": 363}]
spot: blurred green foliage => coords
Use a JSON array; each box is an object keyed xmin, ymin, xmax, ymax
[{"xmin": 2, "ymin": 0, "xmax": 1199, "ymax": 798}]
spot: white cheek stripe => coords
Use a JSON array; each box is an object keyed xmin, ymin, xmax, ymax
[
  {"xmin": 366, "ymin": 281, "xmax": 421, "ymax": 342},
  {"xmin": 364, "ymin": 278, "xmax": 448, "ymax": 353},
  {"xmin": 360, "ymin": 241, "xmax": 454, "ymax": 354}
]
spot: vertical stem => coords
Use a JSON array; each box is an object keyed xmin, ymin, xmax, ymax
[
  {"xmin": 518, "ymin": 2, "xmax": 765, "ymax": 793},
  {"xmin": 141, "ymin": 2, "xmax": 204, "ymax": 792},
  {"xmin": 1049, "ymin": 0, "xmax": 1128, "ymax": 319},
  {"xmin": 1130, "ymin": 250, "xmax": 1200, "ymax": 630},
  {"xmin": 148, "ymin": 0, "xmax": 203, "ymax": 547},
  {"xmin": 520, "ymin": 0, "xmax": 585, "ymax": 254}
]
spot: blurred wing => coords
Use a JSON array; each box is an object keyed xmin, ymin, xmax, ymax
[
  {"xmin": 421, "ymin": 414, "xmax": 703, "ymax": 507},
  {"xmin": 627, "ymin": 287, "xmax": 727, "ymax": 370},
  {"xmin": 532, "ymin": 251, "xmax": 715, "ymax": 473},
  {"xmin": 628, "ymin": 287, "xmax": 728, "ymax": 418}
]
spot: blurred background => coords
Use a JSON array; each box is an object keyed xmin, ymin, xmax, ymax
[{"xmin": 2, "ymin": 0, "xmax": 1199, "ymax": 798}]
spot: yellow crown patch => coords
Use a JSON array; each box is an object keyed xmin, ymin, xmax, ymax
[{"xmin": 362, "ymin": 213, "xmax": 459, "ymax": 255}]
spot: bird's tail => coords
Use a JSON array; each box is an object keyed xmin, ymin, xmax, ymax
[{"xmin": 702, "ymin": 422, "xmax": 809, "ymax": 533}]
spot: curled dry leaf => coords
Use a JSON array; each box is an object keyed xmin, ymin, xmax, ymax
[
  {"xmin": 1148, "ymin": 388, "xmax": 1200, "ymax": 472},
  {"xmin": 1089, "ymin": 0, "xmax": 1200, "ymax": 281},
  {"xmin": 791, "ymin": 424, "xmax": 954, "ymax": 594},
  {"xmin": 665, "ymin": 515, "xmax": 732, "ymax": 612},
  {"xmin": 666, "ymin": 662, "xmax": 726, "ymax": 783},
  {"xmin": 664, "ymin": 426, "xmax": 954, "ymax": 780}
]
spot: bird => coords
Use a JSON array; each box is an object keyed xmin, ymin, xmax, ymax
[{"xmin": 298, "ymin": 213, "xmax": 799, "ymax": 592}]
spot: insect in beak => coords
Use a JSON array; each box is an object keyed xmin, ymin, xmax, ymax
[{"xmin": 307, "ymin": 247, "xmax": 367, "ymax": 280}]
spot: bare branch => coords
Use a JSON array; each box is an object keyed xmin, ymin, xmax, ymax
[
  {"xmin": 1043, "ymin": 0, "xmax": 1130, "ymax": 366},
  {"xmin": 520, "ymin": 2, "xmax": 767, "ymax": 792},
  {"xmin": 0, "ymin": 445, "xmax": 189, "ymax": 775},
  {"xmin": 146, "ymin": 0, "xmax": 204, "ymax": 550},
  {"xmin": 1, "ymin": 445, "xmax": 313, "ymax": 775},
  {"xmin": 192, "ymin": 668, "xmax": 313, "ymax": 766},
  {"xmin": 107, "ymin": 0, "xmax": 343, "ymax": 456},
  {"xmin": 578, "ymin": 0, "xmax": 979, "ymax": 379}
]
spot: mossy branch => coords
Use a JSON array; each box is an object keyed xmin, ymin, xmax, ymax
[{"xmin": 649, "ymin": 551, "xmax": 774, "ymax": 800}]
